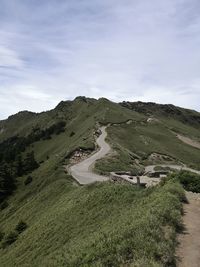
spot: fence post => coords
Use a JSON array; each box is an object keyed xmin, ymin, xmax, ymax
[{"xmin": 136, "ymin": 176, "xmax": 140, "ymax": 187}]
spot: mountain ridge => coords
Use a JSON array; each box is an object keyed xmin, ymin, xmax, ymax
[
  {"xmin": 1, "ymin": 96, "xmax": 200, "ymax": 123},
  {"xmin": 0, "ymin": 96, "xmax": 200, "ymax": 266}
]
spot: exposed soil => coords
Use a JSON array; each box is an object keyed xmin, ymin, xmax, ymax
[
  {"xmin": 176, "ymin": 191, "xmax": 200, "ymax": 267},
  {"xmin": 147, "ymin": 117, "xmax": 159, "ymax": 123},
  {"xmin": 148, "ymin": 152, "xmax": 174, "ymax": 162},
  {"xmin": 177, "ymin": 134, "xmax": 200, "ymax": 149},
  {"xmin": 70, "ymin": 149, "xmax": 91, "ymax": 164}
]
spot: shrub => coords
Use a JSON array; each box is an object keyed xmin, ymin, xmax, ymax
[
  {"xmin": 0, "ymin": 201, "xmax": 8, "ymax": 210},
  {"xmin": 15, "ymin": 221, "xmax": 28, "ymax": 234},
  {"xmin": 70, "ymin": 131, "xmax": 75, "ymax": 137},
  {"xmin": 170, "ymin": 171, "xmax": 200, "ymax": 193},
  {"xmin": 23, "ymin": 151, "xmax": 39, "ymax": 173},
  {"xmin": 2, "ymin": 232, "xmax": 18, "ymax": 248},
  {"xmin": 24, "ymin": 176, "xmax": 33, "ymax": 186},
  {"xmin": 130, "ymin": 168, "xmax": 144, "ymax": 176},
  {"xmin": 0, "ymin": 231, "xmax": 5, "ymax": 242}
]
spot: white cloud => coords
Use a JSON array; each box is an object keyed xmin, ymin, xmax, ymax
[
  {"xmin": 0, "ymin": 84, "xmax": 63, "ymax": 118},
  {"xmin": 0, "ymin": 46, "xmax": 24, "ymax": 68},
  {"xmin": 0, "ymin": 0, "xmax": 200, "ymax": 119}
]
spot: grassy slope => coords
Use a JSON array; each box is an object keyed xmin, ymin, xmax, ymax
[
  {"xmin": 2, "ymin": 97, "xmax": 199, "ymax": 173},
  {"xmin": 105, "ymin": 121, "xmax": 200, "ymax": 168},
  {"xmin": 0, "ymin": 177, "xmax": 184, "ymax": 267},
  {"xmin": 96, "ymin": 103, "xmax": 200, "ymax": 173},
  {"xmin": 120, "ymin": 101, "xmax": 200, "ymax": 129},
  {"xmin": 0, "ymin": 98, "xmax": 199, "ymax": 266}
]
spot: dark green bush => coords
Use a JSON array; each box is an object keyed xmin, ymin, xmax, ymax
[
  {"xmin": 170, "ymin": 171, "xmax": 200, "ymax": 193},
  {"xmin": 15, "ymin": 221, "xmax": 28, "ymax": 234},
  {"xmin": 0, "ymin": 164, "xmax": 16, "ymax": 202},
  {"xmin": 0, "ymin": 231, "xmax": 5, "ymax": 242},
  {"xmin": 0, "ymin": 201, "xmax": 8, "ymax": 210},
  {"xmin": 2, "ymin": 232, "xmax": 18, "ymax": 248},
  {"xmin": 24, "ymin": 176, "xmax": 33, "ymax": 186},
  {"xmin": 70, "ymin": 131, "xmax": 75, "ymax": 137}
]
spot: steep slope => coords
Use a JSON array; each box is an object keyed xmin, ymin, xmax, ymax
[
  {"xmin": 1, "ymin": 97, "xmax": 200, "ymax": 175},
  {"xmin": 95, "ymin": 101, "xmax": 200, "ymax": 172},
  {"xmin": 120, "ymin": 101, "xmax": 200, "ymax": 128},
  {"xmin": 1, "ymin": 97, "xmax": 200, "ymax": 179},
  {"xmin": 0, "ymin": 97, "xmax": 147, "ymax": 176},
  {"xmin": 0, "ymin": 97, "xmax": 200, "ymax": 266}
]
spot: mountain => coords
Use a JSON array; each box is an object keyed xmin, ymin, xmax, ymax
[
  {"xmin": 0, "ymin": 97, "xmax": 200, "ymax": 266},
  {"xmin": 120, "ymin": 101, "xmax": 200, "ymax": 127}
]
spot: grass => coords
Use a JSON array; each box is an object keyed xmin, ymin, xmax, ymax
[
  {"xmin": 0, "ymin": 179, "xmax": 184, "ymax": 267},
  {"xmin": 95, "ymin": 145, "xmax": 144, "ymax": 175},
  {"xmin": 169, "ymin": 171, "xmax": 200, "ymax": 193},
  {"xmin": 2, "ymin": 97, "xmax": 200, "ymax": 174},
  {"xmin": 154, "ymin": 166, "xmax": 172, "ymax": 171},
  {"xmin": 95, "ymin": 101, "xmax": 200, "ymax": 173},
  {"xmin": 97, "ymin": 122, "xmax": 200, "ymax": 172},
  {"xmin": 1, "ymin": 97, "xmax": 200, "ymax": 266}
]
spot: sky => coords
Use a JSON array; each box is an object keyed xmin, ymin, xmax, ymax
[{"xmin": 0, "ymin": 0, "xmax": 200, "ymax": 119}]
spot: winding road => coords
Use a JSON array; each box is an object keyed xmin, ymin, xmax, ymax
[
  {"xmin": 69, "ymin": 126, "xmax": 111, "ymax": 184},
  {"xmin": 69, "ymin": 127, "xmax": 200, "ymax": 185},
  {"xmin": 68, "ymin": 127, "xmax": 200, "ymax": 265}
]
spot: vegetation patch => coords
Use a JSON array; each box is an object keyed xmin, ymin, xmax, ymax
[
  {"xmin": 15, "ymin": 221, "xmax": 28, "ymax": 234},
  {"xmin": 1, "ymin": 221, "xmax": 28, "ymax": 249},
  {"xmin": 0, "ymin": 181, "xmax": 184, "ymax": 266},
  {"xmin": 0, "ymin": 231, "xmax": 4, "ymax": 242},
  {"xmin": 154, "ymin": 166, "xmax": 173, "ymax": 171},
  {"xmin": 2, "ymin": 232, "xmax": 18, "ymax": 248},
  {"xmin": 95, "ymin": 145, "xmax": 144, "ymax": 175},
  {"xmin": 1, "ymin": 97, "xmax": 200, "ymax": 266},
  {"xmin": 24, "ymin": 176, "xmax": 33, "ymax": 186},
  {"xmin": 169, "ymin": 171, "xmax": 200, "ymax": 193}
]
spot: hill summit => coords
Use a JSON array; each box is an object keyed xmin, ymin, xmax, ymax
[{"xmin": 0, "ymin": 97, "xmax": 200, "ymax": 266}]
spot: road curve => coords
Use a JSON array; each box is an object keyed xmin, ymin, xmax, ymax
[{"xmin": 69, "ymin": 126, "xmax": 111, "ymax": 184}]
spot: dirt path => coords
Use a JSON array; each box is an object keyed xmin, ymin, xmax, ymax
[
  {"xmin": 176, "ymin": 134, "xmax": 200, "ymax": 149},
  {"xmin": 176, "ymin": 192, "xmax": 200, "ymax": 267},
  {"xmin": 69, "ymin": 126, "xmax": 111, "ymax": 184}
]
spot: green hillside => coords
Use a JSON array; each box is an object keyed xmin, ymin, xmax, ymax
[
  {"xmin": 96, "ymin": 101, "xmax": 200, "ymax": 174},
  {"xmin": 0, "ymin": 97, "xmax": 200, "ymax": 266}
]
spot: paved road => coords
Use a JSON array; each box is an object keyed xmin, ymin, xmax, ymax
[
  {"xmin": 145, "ymin": 165, "xmax": 200, "ymax": 175},
  {"xmin": 69, "ymin": 128, "xmax": 200, "ymax": 185},
  {"xmin": 69, "ymin": 126, "xmax": 111, "ymax": 184}
]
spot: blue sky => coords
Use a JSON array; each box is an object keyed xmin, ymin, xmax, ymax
[{"xmin": 0, "ymin": 0, "xmax": 200, "ymax": 119}]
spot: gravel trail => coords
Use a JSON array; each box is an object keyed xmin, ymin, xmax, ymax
[{"xmin": 176, "ymin": 192, "xmax": 200, "ymax": 267}]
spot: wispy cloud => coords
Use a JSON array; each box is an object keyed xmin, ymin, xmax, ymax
[
  {"xmin": 0, "ymin": 45, "xmax": 24, "ymax": 68},
  {"xmin": 0, "ymin": 0, "xmax": 200, "ymax": 118}
]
